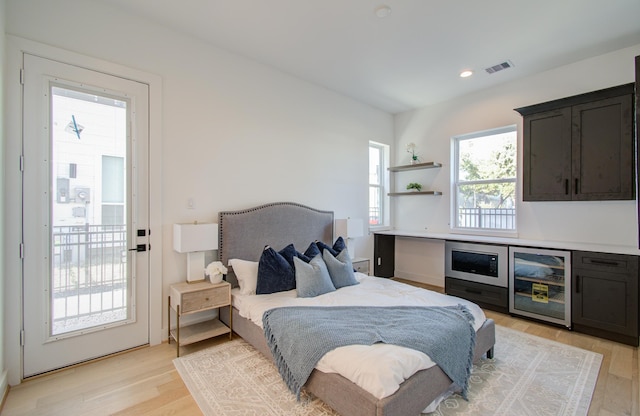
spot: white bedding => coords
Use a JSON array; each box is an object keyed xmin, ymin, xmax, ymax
[{"xmin": 232, "ymin": 273, "xmax": 486, "ymax": 400}]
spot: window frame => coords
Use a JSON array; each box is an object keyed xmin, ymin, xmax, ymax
[
  {"xmin": 451, "ymin": 125, "xmax": 517, "ymax": 236},
  {"xmin": 369, "ymin": 141, "xmax": 390, "ymax": 230}
]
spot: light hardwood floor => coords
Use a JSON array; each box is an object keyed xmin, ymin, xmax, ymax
[{"xmin": 2, "ymin": 281, "xmax": 638, "ymax": 415}]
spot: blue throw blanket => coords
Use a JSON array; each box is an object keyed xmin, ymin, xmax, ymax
[{"xmin": 262, "ymin": 305, "xmax": 476, "ymax": 400}]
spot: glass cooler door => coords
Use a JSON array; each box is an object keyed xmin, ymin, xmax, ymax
[{"xmin": 509, "ymin": 247, "xmax": 571, "ymax": 328}]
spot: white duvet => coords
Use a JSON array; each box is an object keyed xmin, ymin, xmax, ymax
[{"xmin": 232, "ymin": 274, "xmax": 486, "ymax": 400}]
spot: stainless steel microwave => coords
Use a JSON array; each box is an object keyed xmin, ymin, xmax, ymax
[{"xmin": 445, "ymin": 241, "xmax": 508, "ymax": 288}]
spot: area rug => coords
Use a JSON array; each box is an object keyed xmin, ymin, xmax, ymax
[{"xmin": 173, "ymin": 325, "xmax": 602, "ymax": 416}]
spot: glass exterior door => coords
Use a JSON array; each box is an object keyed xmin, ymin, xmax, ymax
[
  {"xmin": 22, "ymin": 54, "xmax": 150, "ymax": 377},
  {"xmin": 509, "ymin": 246, "xmax": 571, "ymax": 328}
]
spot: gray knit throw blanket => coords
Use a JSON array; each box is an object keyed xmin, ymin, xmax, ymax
[{"xmin": 262, "ymin": 305, "xmax": 476, "ymax": 400}]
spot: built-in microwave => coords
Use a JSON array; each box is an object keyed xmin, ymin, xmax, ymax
[{"xmin": 445, "ymin": 241, "xmax": 508, "ymax": 288}]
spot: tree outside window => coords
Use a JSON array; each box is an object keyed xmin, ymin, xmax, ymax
[{"xmin": 453, "ymin": 126, "xmax": 517, "ymax": 231}]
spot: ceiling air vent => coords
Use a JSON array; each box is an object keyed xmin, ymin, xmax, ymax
[{"xmin": 485, "ymin": 60, "xmax": 513, "ymax": 74}]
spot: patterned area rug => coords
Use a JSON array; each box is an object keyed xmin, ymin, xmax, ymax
[{"xmin": 174, "ymin": 325, "xmax": 602, "ymax": 416}]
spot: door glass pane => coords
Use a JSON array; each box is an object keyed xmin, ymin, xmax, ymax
[
  {"xmin": 50, "ymin": 86, "xmax": 130, "ymax": 337},
  {"xmin": 512, "ymin": 250, "xmax": 568, "ymax": 322}
]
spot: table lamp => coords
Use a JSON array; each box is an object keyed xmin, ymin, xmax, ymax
[
  {"xmin": 334, "ymin": 218, "xmax": 364, "ymax": 258},
  {"xmin": 173, "ymin": 222, "xmax": 218, "ymax": 283}
]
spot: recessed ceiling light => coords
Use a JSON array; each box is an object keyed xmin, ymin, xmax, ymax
[
  {"xmin": 375, "ymin": 5, "xmax": 392, "ymax": 18},
  {"xmin": 459, "ymin": 70, "xmax": 473, "ymax": 78}
]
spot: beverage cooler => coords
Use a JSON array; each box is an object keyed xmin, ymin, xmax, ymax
[{"xmin": 509, "ymin": 246, "xmax": 571, "ymax": 328}]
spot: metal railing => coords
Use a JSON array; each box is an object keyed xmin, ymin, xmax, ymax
[
  {"xmin": 458, "ymin": 207, "xmax": 515, "ymax": 230},
  {"xmin": 51, "ymin": 224, "xmax": 129, "ymax": 335}
]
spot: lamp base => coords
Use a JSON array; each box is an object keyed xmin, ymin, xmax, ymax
[{"xmin": 186, "ymin": 252, "xmax": 206, "ymax": 283}]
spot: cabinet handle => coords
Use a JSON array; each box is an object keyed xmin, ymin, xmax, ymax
[
  {"xmin": 589, "ymin": 259, "xmax": 619, "ymax": 267},
  {"xmin": 574, "ymin": 178, "xmax": 579, "ymax": 194},
  {"xmin": 465, "ymin": 288, "xmax": 482, "ymax": 295},
  {"xmin": 575, "ymin": 275, "xmax": 580, "ymax": 293},
  {"xmin": 564, "ymin": 179, "xmax": 569, "ymax": 195}
]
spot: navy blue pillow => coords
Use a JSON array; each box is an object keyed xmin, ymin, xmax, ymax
[
  {"xmin": 278, "ymin": 243, "xmax": 311, "ymax": 269},
  {"xmin": 316, "ymin": 237, "xmax": 347, "ymax": 257},
  {"xmin": 333, "ymin": 236, "xmax": 347, "ymax": 253},
  {"xmin": 303, "ymin": 241, "xmax": 321, "ymax": 259},
  {"xmin": 257, "ymin": 246, "xmax": 296, "ymax": 294}
]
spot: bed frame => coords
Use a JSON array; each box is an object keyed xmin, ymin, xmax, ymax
[{"xmin": 218, "ymin": 202, "xmax": 495, "ymax": 416}]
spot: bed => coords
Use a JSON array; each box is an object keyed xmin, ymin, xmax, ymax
[{"xmin": 217, "ymin": 202, "xmax": 496, "ymax": 416}]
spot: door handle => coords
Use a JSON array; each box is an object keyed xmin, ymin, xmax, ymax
[{"xmin": 129, "ymin": 244, "xmax": 148, "ymax": 252}]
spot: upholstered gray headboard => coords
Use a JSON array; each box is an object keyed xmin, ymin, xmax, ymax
[{"xmin": 218, "ymin": 202, "xmax": 334, "ymax": 287}]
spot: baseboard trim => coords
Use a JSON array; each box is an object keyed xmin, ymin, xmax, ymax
[{"xmin": 394, "ymin": 271, "xmax": 443, "ymax": 287}]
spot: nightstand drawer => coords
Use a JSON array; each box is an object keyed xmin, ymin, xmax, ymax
[
  {"xmin": 352, "ymin": 258, "xmax": 370, "ymax": 275},
  {"xmin": 170, "ymin": 281, "xmax": 231, "ymax": 314},
  {"xmin": 182, "ymin": 286, "xmax": 228, "ymax": 313}
]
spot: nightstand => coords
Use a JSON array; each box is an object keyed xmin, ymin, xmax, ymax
[
  {"xmin": 352, "ymin": 257, "xmax": 370, "ymax": 275},
  {"xmin": 168, "ymin": 280, "xmax": 232, "ymax": 356}
]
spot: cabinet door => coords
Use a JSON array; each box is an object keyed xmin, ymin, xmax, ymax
[
  {"xmin": 373, "ymin": 234, "xmax": 395, "ymax": 278},
  {"xmin": 573, "ymin": 269, "xmax": 638, "ymax": 336},
  {"xmin": 572, "ymin": 251, "xmax": 638, "ymax": 341},
  {"xmin": 572, "ymin": 95, "xmax": 634, "ymax": 200},
  {"xmin": 522, "ymin": 108, "xmax": 572, "ymax": 201}
]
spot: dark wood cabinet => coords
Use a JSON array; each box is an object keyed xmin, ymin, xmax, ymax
[
  {"xmin": 635, "ymin": 55, "xmax": 640, "ymax": 248},
  {"xmin": 373, "ymin": 233, "xmax": 395, "ymax": 278},
  {"xmin": 445, "ymin": 277, "xmax": 508, "ymax": 313},
  {"xmin": 572, "ymin": 251, "xmax": 639, "ymax": 346},
  {"xmin": 516, "ymin": 84, "xmax": 635, "ymax": 201}
]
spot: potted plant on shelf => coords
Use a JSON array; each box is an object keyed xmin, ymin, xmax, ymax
[
  {"xmin": 406, "ymin": 142, "xmax": 420, "ymax": 165},
  {"xmin": 406, "ymin": 182, "xmax": 423, "ymax": 192}
]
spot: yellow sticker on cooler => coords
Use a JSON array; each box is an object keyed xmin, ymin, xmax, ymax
[{"xmin": 532, "ymin": 283, "xmax": 549, "ymax": 303}]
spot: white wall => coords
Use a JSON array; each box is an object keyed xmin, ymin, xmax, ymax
[
  {"xmin": 393, "ymin": 44, "xmax": 640, "ymax": 285},
  {"xmin": 3, "ymin": 0, "xmax": 393, "ymax": 383}
]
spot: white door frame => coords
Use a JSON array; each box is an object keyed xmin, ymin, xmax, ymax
[{"xmin": 5, "ymin": 36, "xmax": 163, "ymax": 385}]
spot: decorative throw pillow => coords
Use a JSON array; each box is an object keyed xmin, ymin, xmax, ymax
[
  {"xmin": 279, "ymin": 243, "xmax": 311, "ymax": 269},
  {"xmin": 323, "ymin": 249, "xmax": 359, "ymax": 289},
  {"xmin": 303, "ymin": 241, "xmax": 321, "ymax": 259},
  {"xmin": 316, "ymin": 237, "xmax": 347, "ymax": 257},
  {"xmin": 257, "ymin": 246, "xmax": 296, "ymax": 295},
  {"xmin": 294, "ymin": 254, "xmax": 336, "ymax": 298},
  {"xmin": 228, "ymin": 258, "xmax": 259, "ymax": 295}
]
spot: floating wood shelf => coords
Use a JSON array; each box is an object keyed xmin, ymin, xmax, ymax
[
  {"xmin": 387, "ymin": 191, "xmax": 442, "ymax": 196},
  {"xmin": 388, "ymin": 162, "xmax": 442, "ymax": 172}
]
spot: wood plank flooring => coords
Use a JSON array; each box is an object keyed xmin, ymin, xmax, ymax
[{"xmin": 2, "ymin": 279, "xmax": 638, "ymax": 415}]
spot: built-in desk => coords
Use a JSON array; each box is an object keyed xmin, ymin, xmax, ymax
[
  {"xmin": 374, "ymin": 229, "xmax": 640, "ymax": 262},
  {"xmin": 374, "ymin": 229, "xmax": 640, "ymax": 346},
  {"xmin": 374, "ymin": 230, "xmax": 640, "ymax": 277}
]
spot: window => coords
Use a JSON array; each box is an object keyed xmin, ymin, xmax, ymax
[
  {"xmin": 452, "ymin": 126, "xmax": 517, "ymax": 232},
  {"xmin": 369, "ymin": 141, "xmax": 390, "ymax": 228}
]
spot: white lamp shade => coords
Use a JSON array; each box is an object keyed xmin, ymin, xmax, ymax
[
  {"xmin": 174, "ymin": 223, "xmax": 218, "ymax": 283},
  {"xmin": 173, "ymin": 223, "xmax": 218, "ymax": 253},
  {"xmin": 334, "ymin": 218, "xmax": 364, "ymax": 239}
]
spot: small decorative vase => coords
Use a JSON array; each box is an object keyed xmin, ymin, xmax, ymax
[{"xmin": 209, "ymin": 273, "xmax": 223, "ymax": 284}]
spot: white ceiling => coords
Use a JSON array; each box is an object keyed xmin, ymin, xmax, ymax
[{"xmin": 101, "ymin": 0, "xmax": 640, "ymax": 114}]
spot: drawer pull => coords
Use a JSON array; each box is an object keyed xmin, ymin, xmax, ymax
[
  {"xmin": 205, "ymin": 297, "xmax": 210, "ymax": 301},
  {"xmin": 465, "ymin": 288, "xmax": 482, "ymax": 295},
  {"xmin": 588, "ymin": 259, "xmax": 619, "ymax": 267}
]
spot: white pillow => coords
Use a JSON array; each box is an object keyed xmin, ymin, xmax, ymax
[{"xmin": 229, "ymin": 258, "xmax": 259, "ymax": 295}]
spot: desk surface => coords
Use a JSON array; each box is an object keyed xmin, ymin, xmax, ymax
[{"xmin": 374, "ymin": 229, "xmax": 640, "ymax": 256}]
